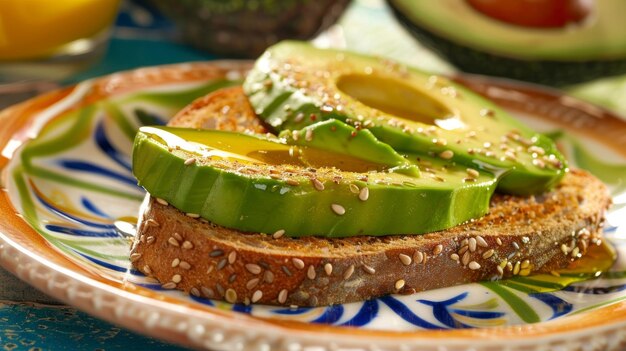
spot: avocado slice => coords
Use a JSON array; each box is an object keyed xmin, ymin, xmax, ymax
[
  {"xmin": 278, "ymin": 119, "xmax": 419, "ymax": 177},
  {"xmin": 387, "ymin": 0, "xmax": 626, "ymax": 85},
  {"xmin": 132, "ymin": 126, "xmax": 497, "ymax": 237},
  {"xmin": 243, "ymin": 41, "xmax": 567, "ymax": 195}
]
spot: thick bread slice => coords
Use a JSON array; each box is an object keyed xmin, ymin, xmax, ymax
[
  {"xmin": 130, "ymin": 87, "xmax": 611, "ymax": 306},
  {"xmin": 168, "ymin": 86, "xmax": 268, "ymax": 134}
]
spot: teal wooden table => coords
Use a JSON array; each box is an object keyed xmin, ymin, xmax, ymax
[{"xmin": 1, "ymin": 0, "xmax": 625, "ymax": 350}]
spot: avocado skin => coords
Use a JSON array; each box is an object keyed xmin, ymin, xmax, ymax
[
  {"xmin": 132, "ymin": 127, "xmax": 497, "ymax": 237},
  {"xmin": 387, "ymin": 1, "xmax": 626, "ymax": 86}
]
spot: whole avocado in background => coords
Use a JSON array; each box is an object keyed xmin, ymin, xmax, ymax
[
  {"xmin": 386, "ymin": 0, "xmax": 626, "ymax": 86},
  {"xmin": 243, "ymin": 41, "xmax": 567, "ymax": 196},
  {"xmin": 146, "ymin": 0, "xmax": 350, "ymax": 57}
]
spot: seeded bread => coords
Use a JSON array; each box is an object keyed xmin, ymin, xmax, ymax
[{"xmin": 130, "ymin": 87, "xmax": 611, "ymax": 306}]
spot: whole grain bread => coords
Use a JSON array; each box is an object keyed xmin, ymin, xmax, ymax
[{"xmin": 130, "ymin": 87, "xmax": 611, "ymax": 307}]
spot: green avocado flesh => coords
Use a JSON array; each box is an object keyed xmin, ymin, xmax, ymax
[
  {"xmin": 133, "ymin": 126, "xmax": 497, "ymax": 237},
  {"xmin": 243, "ymin": 41, "xmax": 567, "ymax": 195}
]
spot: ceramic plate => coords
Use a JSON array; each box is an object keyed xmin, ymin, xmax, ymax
[{"xmin": 1, "ymin": 62, "xmax": 626, "ymax": 351}]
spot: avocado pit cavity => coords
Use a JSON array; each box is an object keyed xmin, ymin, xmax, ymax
[{"xmin": 336, "ymin": 73, "xmax": 461, "ymax": 129}]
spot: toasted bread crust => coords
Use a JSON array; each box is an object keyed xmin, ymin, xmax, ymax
[{"xmin": 130, "ymin": 87, "xmax": 611, "ymax": 306}]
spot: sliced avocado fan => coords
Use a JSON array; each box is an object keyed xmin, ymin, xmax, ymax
[
  {"xmin": 243, "ymin": 41, "xmax": 568, "ymax": 195},
  {"xmin": 133, "ymin": 125, "xmax": 497, "ymax": 237}
]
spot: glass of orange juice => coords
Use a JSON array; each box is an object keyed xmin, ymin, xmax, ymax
[{"xmin": 0, "ymin": 0, "xmax": 121, "ymax": 81}]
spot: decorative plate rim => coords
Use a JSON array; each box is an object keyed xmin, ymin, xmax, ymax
[{"xmin": 1, "ymin": 61, "xmax": 626, "ymax": 350}]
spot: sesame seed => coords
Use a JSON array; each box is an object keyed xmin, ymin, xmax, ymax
[
  {"xmin": 168, "ymin": 237, "xmax": 180, "ymax": 247},
  {"xmin": 130, "ymin": 253, "xmax": 142, "ymax": 262},
  {"xmin": 399, "ymin": 253, "xmax": 412, "ymax": 266},
  {"xmin": 179, "ymin": 261, "xmax": 191, "ymax": 270},
  {"xmin": 433, "ymin": 244, "xmax": 443, "ymax": 256},
  {"xmin": 466, "ymin": 168, "xmax": 479, "ymax": 178},
  {"xmin": 273, "ymin": 229, "xmax": 285, "ymax": 239},
  {"xmin": 450, "ymin": 253, "xmax": 460, "ymax": 261},
  {"xmin": 245, "ymin": 263, "xmax": 262, "ymax": 275},
  {"xmin": 459, "ymin": 245, "xmax": 469, "ymax": 255},
  {"xmin": 496, "ymin": 266, "xmax": 504, "ymax": 276},
  {"xmin": 513, "ymin": 242, "xmax": 520, "ymax": 250},
  {"xmin": 285, "ymin": 179, "xmax": 299, "ymax": 186},
  {"xmin": 186, "ymin": 213, "xmax": 200, "ymax": 218},
  {"xmin": 201, "ymin": 287, "xmax": 214, "ymax": 297},
  {"xmin": 439, "ymin": 150, "xmax": 454, "ymax": 159},
  {"xmin": 344, "ymin": 265, "xmax": 355, "ymax": 280},
  {"xmin": 228, "ymin": 251, "xmax": 237, "ymax": 264},
  {"xmin": 182, "ymin": 241, "xmax": 194, "ymax": 249},
  {"xmin": 143, "ymin": 265, "xmax": 152, "ymax": 274},
  {"xmin": 513, "ymin": 261, "xmax": 521, "ymax": 275},
  {"xmin": 468, "ymin": 238, "xmax": 477, "ymax": 252},
  {"xmin": 281, "ymin": 266, "xmax": 292, "ymax": 276},
  {"xmin": 252, "ymin": 290, "xmax": 263, "ymax": 303},
  {"xmin": 521, "ymin": 260, "xmax": 530, "ymax": 269},
  {"xmin": 146, "ymin": 236, "xmax": 155, "ymax": 245},
  {"xmin": 217, "ymin": 258, "xmax": 227, "ymax": 270},
  {"xmin": 476, "ymin": 236, "xmax": 488, "ymax": 248},
  {"xmin": 349, "ymin": 184, "xmax": 359, "ymax": 193},
  {"xmin": 551, "ymin": 271, "xmax": 561, "ymax": 277},
  {"xmin": 414, "ymin": 251, "xmax": 424, "ymax": 264},
  {"xmin": 215, "ymin": 284, "xmax": 225, "ymax": 296},
  {"xmin": 292, "ymin": 258, "xmax": 305, "ymax": 269},
  {"xmin": 307, "ymin": 266, "xmax": 316, "ymax": 280},
  {"xmin": 482, "ymin": 249, "xmax": 495, "ymax": 259},
  {"xmin": 520, "ymin": 268, "xmax": 531, "ymax": 276},
  {"xmin": 324, "ymin": 263, "xmax": 333, "ymax": 276},
  {"xmin": 190, "ymin": 287, "xmax": 200, "ymax": 297},
  {"xmin": 172, "ymin": 274, "xmax": 182, "ymax": 283},
  {"xmin": 171, "ymin": 258, "xmax": 180, "ymax": 268},
  {"xmin": 395, "ymin": 279, "xmax": 405, "ymax": 290},
  {"xmin": 225, "ymin": 289, "xmax": 237, "ymax": 303},
  {"xmin": 507, "ymin": 262, "xmax": 513, "ymax": 271},
  {"xmin": 156, "ymin": 198, "xmax": 169, "ymax": 206},
  {"xmin": 362, "ymin": 264, "xmax": 376, "ymax": 274},
  {"xmin": 359, "ymin": 187, "xmax": 369, "ymax": 201},
  {"xmin": 209, "ymin": 249, "xmax": 224, "ymax": 257},
  {"xmin": 312, "ymin": 178, "xmax": 325, "ymax": 191},
  {"xmin": 572, "ymin": 247, "xmax": 580, "ymax": 258},
  {"xmin": 264, "ymin": 270, "xmax": 274, "ymax": 283},
  {"xmin": 561, "ymin": 243, "xmax": 569, "ymax": 254},
  {"xmin": 468, "ymin": 261, "xmax": 481, "ymax": 270},
  {"xmin": 305, "ymin": 129, "xmax": 313, "ymax": 142},
  {"xmin": 499, "ymin": 259, "xmax": 508, "ymax": 268},
  {"xmin": 528, "ymin": 146, "xmax": 546, "ymax": 155},
  {"xmin": 184, "ymin": 157, "xmax": 196, "ymax": 166},
  {"xmin": 278, "ymin": 289, "xmax": 288, "ymax": 304},
  {"xmin": 146, "ymin": 219, "xmax": 160, "ymax": 227},
  {"xmin": 331, "ymin": 203, "xmax": 346, "ymax": 215},
  {"xmin": 462, "ymin": 252, "xmax": 470, "ymax": 266},
  {"xmin": 173, "ymin": 233, "xmax": 183, "ymax": 241},
  {"xmin": 496, "ymin": 238, "xmax": 503, "ymax": 246},
  {"xmin": 162, "ymin": 282, "xmax": 176, "ymax": 289},
  {"xmin": 246, "ymin": 278, "xmax": 260, "ymax": 290}
]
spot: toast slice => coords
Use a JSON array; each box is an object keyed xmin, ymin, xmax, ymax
[{"xmin": 130, "ymin": 87, "xmax": 611, "ymax": 306}]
